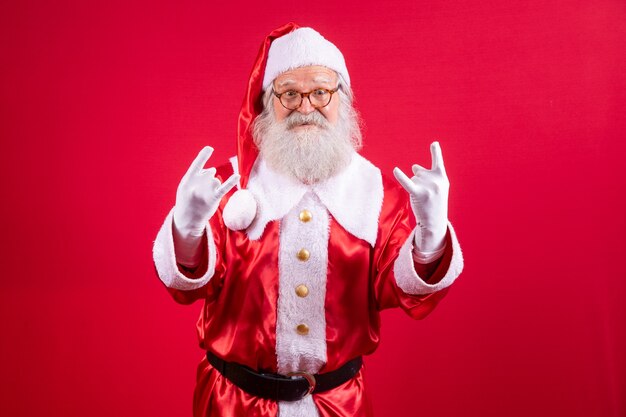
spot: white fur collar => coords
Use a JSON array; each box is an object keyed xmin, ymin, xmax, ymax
[{"xmin": 234, "ymin": 153, "xmax": 383, "ymax": 247}]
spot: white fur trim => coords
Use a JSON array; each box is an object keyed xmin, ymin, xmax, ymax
[
  {"xmin": 313, "ymin": 153, "xmax": 383, "ymax": 247},
  {"xmin": 223, "ymin": 189, "xmax": 257, "ymax": 231},
  {"xmin": 246, "ymin": 154, "xmax": 382, "ymax": 246},
  {"xmin": 276, "ymin": 192, "xmax": 328, "ymax": 417},
  {"xmin": 278, "ymin": 395, "xmax": 320, "ymax": 417},
  {"xmin": 393, "ymin": 222, "xmax": 463, "ymax": 295},
  {"xmin": 152, "ymin": 208, "xmax": 217, "ymax": 290},
  {"xmin": 276, "ymin": 193, "xmax": 329, "ymax": 373},
  {"xmin": 263, "ymin": 27, "xmax": 350, "ymax": 90},
  {"xmin": 246, "ymin": 158, "xmax": 308, "ymax": 240}
]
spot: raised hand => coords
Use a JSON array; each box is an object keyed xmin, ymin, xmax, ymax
[
  {"xmin": 173, "ymin": 146, "xmax": 240, "ymax": 239},
  {"xmin": 393, "ymin": 141, "xmax": 449, "ymax": 252}
]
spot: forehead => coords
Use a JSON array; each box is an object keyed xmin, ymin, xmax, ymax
[{"xmin": 274, "ymin": 65, "xmax": 338, "ymax": 88}]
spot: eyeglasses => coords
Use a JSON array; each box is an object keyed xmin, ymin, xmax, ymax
[{"xmin": 273, "ymin": 87, "xmax": 339, "ymax": 110}]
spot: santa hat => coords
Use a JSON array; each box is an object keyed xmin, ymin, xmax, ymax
[
  {"xmin": 236, "ymin": 23, "xmax": 349, "ymax": 189},
  {"xmin": 262, "ymin": 27, "xmax": 350, "ymax": 91},
  {"xmin": 224, "ymin": 24, "xmax": 349, "ymax": 231}
]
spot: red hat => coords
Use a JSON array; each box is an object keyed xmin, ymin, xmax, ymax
[{"xmin": 236, "ymin": 22, "xmax": 301, "ymax": 189}]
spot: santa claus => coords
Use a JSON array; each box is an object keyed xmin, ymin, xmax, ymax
[{"xmin": 153, "ymin": 23, "xmax": 463, "ymax": 417}]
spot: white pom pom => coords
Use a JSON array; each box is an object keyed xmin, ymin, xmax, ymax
[{"xmin": 223, "ymin": 189, "xmax": 257, "ymax": 231}]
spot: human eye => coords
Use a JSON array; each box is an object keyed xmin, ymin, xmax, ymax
[
  {"xmin": 283, "ymin": 90, "xmax": 299, "ymax": 98},
  {"xmin": 313, "ymin": 89, "xmax": 328, "ymax": 96}
]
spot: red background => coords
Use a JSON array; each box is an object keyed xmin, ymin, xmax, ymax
[{"xmin": 1, "ymin": 1, "xmax": 625, "ymax": 416}]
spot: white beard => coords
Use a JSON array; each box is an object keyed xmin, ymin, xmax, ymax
[{"xmin": 253, "ymin": 108, "xmax": 358, "ymax": 184}]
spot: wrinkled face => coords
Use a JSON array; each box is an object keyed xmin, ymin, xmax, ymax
[
  {"xmin": 272, "ymin": 65, "xmax": 340, "ymax": 127},
  {"xmin": 252, "ymin": 65, "xmax": 362, "ymax": 184}
]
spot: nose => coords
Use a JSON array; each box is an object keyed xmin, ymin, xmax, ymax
[{"xmin": 296, "ymin": 96, "xmax": 316, "ymax": 115}]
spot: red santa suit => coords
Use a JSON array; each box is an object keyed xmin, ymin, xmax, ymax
[
  {"xmin": 153, "ymin": 152, "xmax": 463, "ymax": 417},
  {"xmin": 152, "ymin": 23, "xmax": 463, "ymax": 417}
]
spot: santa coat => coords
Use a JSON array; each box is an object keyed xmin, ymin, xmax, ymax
[{"xmin": 153, "ymin": 152, "xmax": 463, "ymax": 417}]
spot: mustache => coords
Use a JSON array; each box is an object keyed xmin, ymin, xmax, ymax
[{"xmin": 284, "ymin": 111, "xmax": 329, "ymax": 129}]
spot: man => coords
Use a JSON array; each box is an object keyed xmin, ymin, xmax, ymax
[{"xmin": 153, "ymin": 23, "xmax": 463, "ymax": 417}]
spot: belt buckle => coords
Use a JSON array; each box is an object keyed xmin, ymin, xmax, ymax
[{"xmin": 286, "ymin": 371, "xmax": 316, "ymax": 398}]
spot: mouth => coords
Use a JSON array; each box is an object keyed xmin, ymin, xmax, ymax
[{"xmin": 291, "ymin": 122, "xmax": 318, "ymax": 130}]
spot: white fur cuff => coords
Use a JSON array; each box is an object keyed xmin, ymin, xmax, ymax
[
  {"xmin": 394, "ymin": 222, "xmax": 463, "ymax": 295},
  {"xmin": 153, "ymin": 208, "xmax": 217, "ymax": 291}
]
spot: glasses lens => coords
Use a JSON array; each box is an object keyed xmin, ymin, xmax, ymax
[
  {"xmin": 280, "ymin": 91, "xmax": 302, "ymax": 110},
  {"xmin": 309, "ymin": 89, "xmax": 331, "ymax": 108}
]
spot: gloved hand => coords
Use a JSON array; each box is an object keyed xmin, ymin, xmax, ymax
[
  {"xmin": 393, "ymin": 141, "xmax": 449, "ymax": 254},
  {"xmin": 172, "ymin": 146, "xmax": 239, "ymax": 266}
]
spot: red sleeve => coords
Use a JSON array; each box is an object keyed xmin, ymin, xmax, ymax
[{"xmin": 371, "ymin": 175, "xmax": 452, "ymax": 320}]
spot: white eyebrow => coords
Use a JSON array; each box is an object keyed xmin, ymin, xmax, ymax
[
  {"xmin": 276, "ymin": 79, "xmax": 296, "ymax": 87},
  {"xmin": 312, "ymin": 77, "xmax": 333, "ymax": 84}
]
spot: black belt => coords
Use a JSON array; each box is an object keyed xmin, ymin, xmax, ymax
[{"xmin": 206, "ymin": 351, "xmax": 362, "ymax": 402}]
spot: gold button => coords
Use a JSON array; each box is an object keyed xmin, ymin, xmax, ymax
[
  {"xmin": 297, "ymin": 249, "xmax": 310, "ymax": 261},
  {"xmin": 299, "ymin": 209, "xmax": 313, "ymax": 222},
  {"xmin": 295, "ymin": 284, "xmax": 309, "ymax": 298},
  {"xmin": 296, "ymin": 324, "xmax": 309, "ymax": 335}
]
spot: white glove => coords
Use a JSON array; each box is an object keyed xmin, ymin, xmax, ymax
[
  {"xmin": 393, "ymin": 141, "xmax": 449, "ymax": 257},
  {"xmin": 172, "ymin": 146, "xmax": 239, "ymax": 267}
]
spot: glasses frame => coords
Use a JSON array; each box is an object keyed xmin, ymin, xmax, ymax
[{"xmin": 273, "ymin": 87, "xmax": 339, "ymax": 110}]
